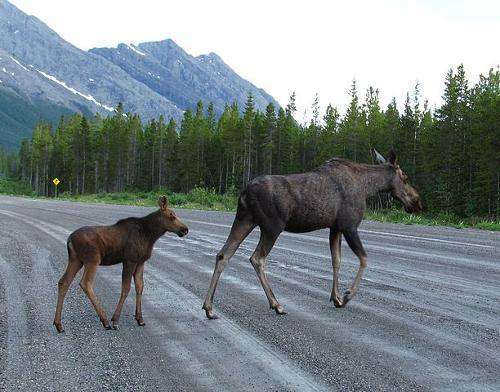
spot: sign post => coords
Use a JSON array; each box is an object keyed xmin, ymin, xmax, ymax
[{"xmin": 52, "ymin": 177, "xmax": 60, "ymax": 197}]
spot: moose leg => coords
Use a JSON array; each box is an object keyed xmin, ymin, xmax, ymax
[
  {"xmin": 249, "ymin": 229, "xmax": 285, "ymax": 315},
  {"xmin": 342, "ymin": 229, "xmax": 368, "ymax": 307},
  {"xmin": 328, "ymin": 229, "xmax": 343, "ymax": 308},
  {"xmin": 53, "ymin": 258, "xmax": 83, "ymax": 333},
  {"xmin": 202, "ymin": 219, "xmax": 255, "ymax": 319},
  {"xmin": 133, "ymin": 262, "xmax": 145, "ymax": 326},
  {"xmin": 111, "ymin": 262, "xmax": 135, "ymax": 330},
  {"xmin": 79, "ymin": 263, "xmax": 111, "ymax": 330}
]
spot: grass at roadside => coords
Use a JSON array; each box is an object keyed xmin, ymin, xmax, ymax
[
  {"xmin": 366, "ymin": 209, "xmax": 500, "ymax": 231},
  {"xmin": 56, "ymin": 187, "xmax": 238, "ymax": 212},
  {"xmin": 1, "ymin": 178, "xmax": 499, "ymax": 231}
]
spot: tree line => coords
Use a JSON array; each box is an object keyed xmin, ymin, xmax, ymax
[{"xmin": 6, "ymin": 65, "xmax": 500, "ymax": 219}]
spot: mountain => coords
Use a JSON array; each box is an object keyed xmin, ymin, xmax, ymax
[
  {"xmin": 90, "ymin": 41, "xmax": 277, "ymax": 117},
  {"xmin": 0, "ymin": 0, "xmax": 279, "ymax": 150}
]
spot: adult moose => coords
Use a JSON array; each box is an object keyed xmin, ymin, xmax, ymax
[
  {"xmin": 53, "ymin": 196, "xmax": 188, "ymax": 332},
  {"xmin": 202, "ymin": 150, "xmax": 422, "ymax": 319}
]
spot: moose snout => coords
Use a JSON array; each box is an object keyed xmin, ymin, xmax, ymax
[
  {"xmin": 177, "ymin": 227, "xmax": 189, "ymax": 237},
  {"xmin": 407, "ymin": 197, "xmax": 423, "ymax": 213}
]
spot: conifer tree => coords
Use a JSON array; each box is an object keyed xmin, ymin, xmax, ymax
[
  {"xmin": 262, "ymin": 103, "xmax": 277, "ymax": 174},
  {"xmin": 340, "ymin": 80, "xmax": 365, "ymax": 161},
  {"xmin": 318, "ymin": 103, "xmax": 340, "ymax": 162},
  {"xmin": 31, "ymin": 122, "xmax": 53, "ymax": 196},
  {"xmin": 242, "ymin": 93, "xmax": 256, "ymax": 186}
]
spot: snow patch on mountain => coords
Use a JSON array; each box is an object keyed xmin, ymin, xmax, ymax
[
  {"xmin": 126, "ymin": 44, "xmax": 146, "ymax": 56},
  {"xmin": 9, "ymin": 56, "xmax": 29, "ymax": 71},
  {"xmin": 33, "ymin": 67, "xmax": 115, "ymax": 112}
]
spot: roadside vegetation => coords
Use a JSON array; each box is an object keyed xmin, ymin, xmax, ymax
[
  {"xmin": 0, "ymin": 176, "xmax": 31, "ymax": 195},
  {"xmin": 1, "ymin": 179, "xmax": 498, "ymax": 231},
  {"xmin": 56, "ymin": 187, "xmax": 238, "ymax": 211},
  {"xmin": 365, "ymin": 208, "xmax": 500, "ymax": 231}
]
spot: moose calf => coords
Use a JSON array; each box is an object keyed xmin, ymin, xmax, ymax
[{"xmin": 53, "ymin": 196, "xmax": 188, "ymax": 332}]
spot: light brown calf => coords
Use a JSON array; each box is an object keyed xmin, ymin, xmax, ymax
[{"xmin": 53, "ymin": 196, "xmax": 188, "ymax": 332}]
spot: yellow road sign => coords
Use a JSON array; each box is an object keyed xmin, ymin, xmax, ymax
[{"xmin": 52, "ymin": 178, "xmax": 60, "ymax": 186}]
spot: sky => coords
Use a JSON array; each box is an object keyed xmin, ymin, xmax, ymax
[{"xmin": 8, "ymin": 0, "xmax": 500, "ymax": 122}]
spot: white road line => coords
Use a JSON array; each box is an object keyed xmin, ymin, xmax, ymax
[
  {"xmin": 183, "ymin": 218, "xmax": 233, "ymax": 229},
  {"xmin": 359, "ymin": 229, "xmax": 494, "ymax": 249},
  {"xmin": 0, "ymin": 209, "xmax": 71, "ymax": 241},
  {"xmin": 183, "ymin": 219, "xmax": 494, "ymax": 249}
]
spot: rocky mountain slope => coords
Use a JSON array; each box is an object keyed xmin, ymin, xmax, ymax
[{"xmin": 0, "ymin": 0, "xmax": 278, "ymax": 150}]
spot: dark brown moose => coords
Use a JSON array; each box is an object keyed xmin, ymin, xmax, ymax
[
  {"xmin": 203, "ymin": 150, "xmax": 422, "ymax": 319},
  {"xmin": 53, "ymin": 196, "xmax": 188, "ymax": 332}
]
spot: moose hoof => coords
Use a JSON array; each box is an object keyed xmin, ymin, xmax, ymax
[
  {"xmin": 102, "ymin": 320, "xmax": 112, "ymax": 330},
  {"xmin": 202, "ymin": 304, "xmax": 218, "ymax": 320},
  {"xmin": 332, "ymin": 297, "xmax": 343, "ymax": 308},
  {"xmin": 203, "ymin": 307, "xmax": 218, "ymax": 320},
  {"xmin": 53, "ymin": 322, "xmax": 65, "ymax": 333},
  {"xmin": 341, "ymin": 290, "xmax": 353, "ymax": 307},
  {"xmin": 206, "ymin": 310, "xmax": 218, "ymax": 320},
  {"xmin": 135, "ymin": 317, "xmax": 146, "ymax": 327},
  {"xmin": 330, "ymin": 292, "xmax": 344, "ymax": 308},
  {"xmin": 274, "ymin": 305, "xmax": 287, "ymax": 315},
  {"xmin": 112, "ymin": 323, "xmax": 119, "ymax": 330}
]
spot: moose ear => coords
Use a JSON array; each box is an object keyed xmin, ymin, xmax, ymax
[
  {"xmin": 386, "ymin": 150, "xmax": 397, "ymax": 165},
  {"xmin": 159, "ymin": 195, "xmax": 168, "ymax": 210},
  {"xmin": 373, "ymin": 149, "xmax": 386, "ymax": 164}
]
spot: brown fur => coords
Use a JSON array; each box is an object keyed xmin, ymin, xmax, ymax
[
  {"xmin": 202, "ymin": 151, "xmax": 422, "ymax": 319},
  {"xmin": 53, "ymin": 196, "xmax": 188, "ymax": 332}
]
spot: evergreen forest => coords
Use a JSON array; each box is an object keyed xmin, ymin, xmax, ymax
[{"xmin": 1, "ymin": 65, "xmax": 499, "ymax": 220}]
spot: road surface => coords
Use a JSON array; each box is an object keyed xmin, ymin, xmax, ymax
[{"xmin": 0, "ymin": 195, "xmax": 498, "ymax": 391}]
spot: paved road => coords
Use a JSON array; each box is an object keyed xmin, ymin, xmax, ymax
[{"xmin": 0, "ymin": 195, "xmax": 498, "ymax": 391}]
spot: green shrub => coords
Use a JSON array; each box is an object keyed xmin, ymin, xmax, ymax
[
  {"xmin": 167, "ymin": 192, "xmax": 188, "ymax": 206},
  {"xmin": 474, "ymin": 221, "xmax": 500, "ymax": 231},
  {"xmin": 0, "ymin": 177, "xmax": 32, "ymax": 195}
]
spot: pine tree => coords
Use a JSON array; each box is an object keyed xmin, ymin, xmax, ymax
[
  {"xmin": 364, "ymin": 87, "xmax": 385, "ymax": 161},
  {"xmin": 262, "ymin": 103, "xmax": 277, "ymax": 174},
  {"xmin": 318, "ymin": 103, "xmax": 340, "ymax": 162},
  {"xmin": 242, "ymin": 93, "xmax": 256, "ymax": 186},
  {"xmin": 31, "ymin": 122, "xmax": 53, "ymax": 196},
  {"xmin": 176, "ymin": 109, "xmax": 196, "ymax": 191},
  {"xmin": 18, "ymin": 138, "xmax": 31, "ymax": 184},
  {"xmin": 304, "ymin": 93, "xmax": 321, "ymax": 169},
  {"xmin": 124, "ymin": 114, "xmax": 142, "ymax": 191},
  {"xmin": 433, "ymin": 65, "xmax": 471, "ymax": 214},
  {"xmin": 340, "ymin": 80, "xmax": 365, "ymax": 161},
  {"xmin": 469, "ymin": 67, "xmax": 500, "ymax": 217},
  {"xmin": 383, "ymin": 98, "xmax": 401, "ymax": 151},
  {"xmin": 163, "ymin": 118, "xmax": 178, "ymax": 190}
]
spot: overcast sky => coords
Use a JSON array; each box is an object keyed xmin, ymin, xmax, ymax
[{"xmin": 8, "ymin": 0, "xmax": 500, "ymax": 121}]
